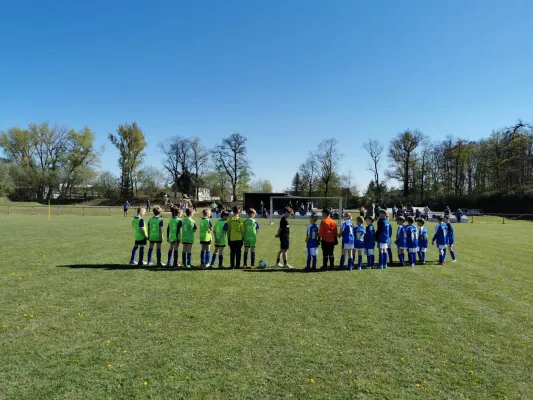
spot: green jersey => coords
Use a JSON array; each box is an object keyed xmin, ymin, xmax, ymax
[
  {"xmin": 148, "ymin": 216, "xmax": 163, "ymax": 241},
  {"xmin": 213, "ymin": 219, "xmax": 228, "ymax": 246},
  {"xmin": 180, "ymin": 217, "xmax": 196, "ymax": 243},
  {"xmin": 132, "ymin": 216, "xmax": 147, "ymax": 241},
  {"xmin": 243, "ymin": 218, "xmax": 259, "ymax": 246},
  {"xmin": 168, "ymin": 217, "xmax": 180, "ymax": 242},
  {"xmin": 200, "ymin": 218, "xmax": 212, "ymax": 242}
]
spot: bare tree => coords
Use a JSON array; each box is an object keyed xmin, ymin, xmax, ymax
[
  {"xmin": 299, "ymin": 156, "xmax": 319, "ymax": 197},
  {"xmin": 362, "ymin": 139, "xmax": 384, "ymax": 200},
  {"xmin": 212, "ymin": 133, "xmax": 249, "ymax": 200},
  {"xmin": 316, "ymin": 138, "xmax": 342, "ymax": 198},
  {"xmin": 160, "ymin": 137, "xmax": 194, "ymax": 197},
  {"xmin": 189, "ymin": 137, "xmax": 209, "ymax": 200},
  {"xmin": 387, "ymin": 129, "xmax": 426, "ymax": 198}
]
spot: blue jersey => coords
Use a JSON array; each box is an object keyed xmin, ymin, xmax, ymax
[
  {"xmin": 364, "ymin": 225, "xmax": 375, "ymax": 249},
  {"xmin": 433, "ymin": 222, "xmax": 448, "ymax": 246},
  {"xmin": 341, "ymin": 221, "xmax": 354, "ymax": 245},
  {"xmin": 418, "ymin": 227, "xmax": 428, "ymax": 248},
  {"xmin": 446, "ymin": 222, "xmax": 455, "ymax": 244},
  {"xmin": 406, "ymin": 225, "xmax": 418, "ymax": 249},
  {"xmin": 387, "ymin": 222, "xmax": 393, "ymax": 239},
  {"xmin": 306, "ymin": 223, "xmax": 319, "ymax": 248},
  {"xmin": 396, "ymin": 225, "xmax": 407, "ymax": 248},
  {"xmin": 354, "ymin": 225, "xmax": 366, "ymax": 247},
  {"xmin": 376, "ymin": 218, "xmax": 390, "ymax": 243}
]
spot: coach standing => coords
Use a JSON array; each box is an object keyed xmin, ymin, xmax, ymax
[{"xmin": 319, "ymin": 208, "xmax": 338, "ymax": 270}]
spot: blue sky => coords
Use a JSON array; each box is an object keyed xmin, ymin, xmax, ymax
[{"xmin": 1, "ymin": 0, "xmax": 532, "ymax": 192}]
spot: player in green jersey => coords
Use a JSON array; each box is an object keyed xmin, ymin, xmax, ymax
[
  {"xmin": 199, "ymin": 208, "xmax": 214, "ymax": 268},
  {"xmin": 210, "ymin": 211, "xmax": 229, "ymax": 268},
  {"xmin": 130, "ymin": 207, "xmax": 148, "ymax": 265},
  {"xmin": 166, "ymin": 206, "xmax": 181, "ymax": 267},
  {"xmin": 243, "ymin": 208, "xmax": 260, "ymax": 268},
  {"xmin": 177, "ymin": 208, "xmax": 197, "ymax": 268},
  {"xmin": 147, "ymin": 206, "xmax": 164, "ymax": 266}
]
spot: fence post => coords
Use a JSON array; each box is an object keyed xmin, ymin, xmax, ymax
[
  {"xmin": 502, "ymin": 215, "xmax": 505, "ymax": 224},
  {"xmin": 108, "ymin": 207, "xmax": 111, "ymax": 216},
  {"xmin": 57, "ymin": 206, "xmax": 60, "ymax": 215}
]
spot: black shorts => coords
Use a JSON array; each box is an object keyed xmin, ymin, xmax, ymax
[
  {"xmin": 215, "ymin": 245, "xmax": 226, "ymax": 248},
  {"xmin": 280, "ymin": 237, "xmax": 290, "ymax": 250},
  {"xmin": 124, "ymin": 208, "xmax": 129, "ymax": 212},
  {"xmin": 321, "ymin": 241, "xmax": 335, "ymax": 256},
  {"xmin": 150, "ymin": 240, "xmax": 162, "ymax": 244},
  {"xmin": 135, "ymin": 239, "xmax": 147, "ymax": 246},
  {"xmin": 182, "ymin": 242, "xmax": 193, "ymax": 245},
  {"xmin": 200, "ymin": 241, "xmax": 212, "ymax": 245}
]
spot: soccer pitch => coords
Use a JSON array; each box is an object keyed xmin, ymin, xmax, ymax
[{"xmin": 1, "ymin": 214, "xmax": 532, "ymax": 399}]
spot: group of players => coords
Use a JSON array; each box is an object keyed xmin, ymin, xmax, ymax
[{"xmin": 129, "ymin": 204, "xmax": 456, "ymax": 270}]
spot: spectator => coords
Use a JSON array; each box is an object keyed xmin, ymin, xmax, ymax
[
  {"xmin": 392, "ymin": 205, "xmax": 398, "ymax": 219},
  {"xmin": 123, "ymin": 200, "xmax": 130, "ymax": 217},
  {"xmin": 424, "ymin": 206, "xmax": 430, "ymax": 221},
  {"xmin": 415, "ymin": 208, "xmax": 421, "ymax": 219},
  {"xmin": 146, "ymin": 199, "xmax": 151, "ymax": 212}
]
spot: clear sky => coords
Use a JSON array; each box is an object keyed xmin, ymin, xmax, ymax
[{"xmin": 1, "ymin": 0, "xmax": 532, "ymax": 192}]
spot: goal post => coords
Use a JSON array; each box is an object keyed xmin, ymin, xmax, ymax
[{"xmin": 269, "ymin": 196, "xmax": 343, "ymax": 225}]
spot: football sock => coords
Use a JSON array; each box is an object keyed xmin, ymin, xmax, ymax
[
  {"xmin": 243, "ymin": 251, "xmax": 248, "ymax": 266},
  {"xmin": 147, "ymin": 249, "xmax": 153, "ymax": 264},
  {"xmin": 387, "ymin": 248, "xmax": 393, "ymax": 264},
  {"xmin": 173, "ymin": 250, "xmax": 178, "ymax": 266},
  {"xmin": 167, "ymin": 250, "xmax": 172, "ymax": 266},
  {"xmin": 138, "ymin": 247, "xmax": 144, "ymax": 264},
  {"xmin": 130, "ymin": 246, "xmax": 138, "ymax": 264},
  {"xmin": 358, "ymin": 255, "xmax": 363, "ymax": 269},
  {"xmin": 322, "ymin": 256, "xmax": 328, "ymax": 268},
  {"xmin": 450, "ymin": 250, "xmax": 456, "ymax": 260},
  {"xmin": 276, "ymin": 257, "xmax": 280, "ymax": 265},
  {"xmin": 340, "ymin": 255, "xmax": 346, "ymax": 269},
  {"xmin": 156, "ymin": 249, "xmax": 161, "ymax": 264},
  {"xmin": 218, "ymin": 254, "xmax": 223, "ymax": 267},
  {"xmin": 187, "ymin": 253, "xmax": 192, "ymax": 266},
  {"xmin": 371, "ymin": 255, "xmax": 375, "ymax": 267},
  {"xmin": 211, "ymin": 253, "xmax": 217, "ymax": 266},
  {"xmin": 383, "ymin": 252, "xmax": 388, "ymax": 267},
  {"xmin": 206, "ymin": 251, "xmax": 211, "ymax": 265},
  {"xmin": 312, "ymin": 255, "xmax": 317, "ymax": 268},
  {"xmin": 399, "ymin": 253, "xmax": 405, "ymax": 266},
  {"xmin": 348, "ymin": 257, "xmax": 354, "ymax": 269},
  {"xmin": 306, "ymin": 254, "xmax": 311, "ymax": 269},
  {"xmin": 182, "ymin": 252, "xmax": 186, "ymax": 266},
  {"xmin": 329, "ymin": 256, "xmax": 335, "ymax": 268},
  {"xmin": 251, "ymin": 252, "xmax": 255, "ymax": 266},
  {"xmin": 378, "ymin": 253, "xmax": 383, "ymax": 267}
]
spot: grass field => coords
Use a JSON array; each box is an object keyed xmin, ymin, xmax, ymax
[{"xmin": 1, "ymin": 213, "xmax": 532, "ymax": 399}]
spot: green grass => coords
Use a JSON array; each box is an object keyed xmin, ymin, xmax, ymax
[{"xmin": 1, "ymin": 214, "xmax": 532, "ymax": 399}]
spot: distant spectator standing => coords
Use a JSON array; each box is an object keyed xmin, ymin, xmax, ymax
[
  {"xmin": 424, "ymin": 206, "xmax": 430, "ymax": 221},
  {"xmin": 392, "ymin": 205, "xmax": 398, "ymax": 219},
  {"xmin": 415, "ymin": 208, "xmax": 421, "ymax": 219},
  {"xmin": 146, "ymin": 199, "xmax": 151, "ymax": 212},
  {"xmin": 123, "ymin": 200, "xmax": 130, "ymax": 217}
]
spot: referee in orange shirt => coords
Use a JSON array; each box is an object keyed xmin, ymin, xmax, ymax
[{"xmin": 318, "ymin": 208, "xmax": 338, "ymax": 270}]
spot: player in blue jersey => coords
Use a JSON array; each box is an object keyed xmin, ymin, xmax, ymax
[
  {"xmin": 432, "ymin": 215, "xmax": 448, "ymax": 265},
  {"xmin": 305, "ymin": 214, "xmax": 319, "ymax": 270},
  {"xmin": 405, "ymin": 217, "xmax": 419, "ymax": 267},
  {"xmin": 386, "ymin": 215, "xmax": 394, "ymax": 265},
  {"xmin": 443, "ymin": 216, "xmax": 457, "ymax": 262},
  {"xmin": 339, "ymin": 213, "xmax": 355, "ymax": 270},
  {"xmin": 364, "ymin": 216, "xmax": 376, "ymax": 269},
  {"xmin": 353, "ymin": 216, "xmax": 366, "ymax": 270},
  {"xmin": 395, "ymin": 216, "xmax": 407, "ymax": 266},
  {"xmin": 375, "ymin": 209, "xmax": 390, "ymax": 269},
  {"xmin": 416, "ymin": 218, "xmax": 429, "ymax": 263}
]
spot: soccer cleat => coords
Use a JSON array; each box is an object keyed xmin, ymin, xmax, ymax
[
  {"xmin": 276, "ymin": 263, "xmax": 284, "ymax": 268},
  {"xmin": 356, "ymin": 266, "xmax": 362, "ymax": 270},
  {"xmin": 410, "ymin": 264, "xmax": 415, "ymax": 267},
  {"xmin": 130, "ymin": 261, "xmax": 136, "ymax": 265},
  {"xmin": 156, "ymin": 263, "xmax": 165, "ymax": 267},
  {"xmin": 450, "ymin": 259, "xmax": 457, "ymax": 263},
  {"xmin": 283, "ymin": 264, "xmax": 294, "ymax": 269}
]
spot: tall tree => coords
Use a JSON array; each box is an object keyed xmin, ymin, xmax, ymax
[
  {"xmin": 160, "ymin": 136, "xmax": 193, "ymax": 198},
  {"xmin": 315, "ymin": 138, "xmax": 342, "ymax": 198},
  {"xmin": 212, "ymin": 133, "xmax": 249, "ymax": 200},
  {"xmin": 189, "ymin": 137, "xmax": 209, "ymax": 200},
  {"xmin": 362, "ymin": 139, "xmax": 384, "ymax": 200},
  {"xmin": 108, "ymin": 122, "xmax": 147, "ymax": 199},
  {"xmin": 387, "ymin": 130, "xmax": 425, "ymax": 198},
  {"xmin": 291, "ymin": 172, "xmax": 302, "ymax": 196},
  {"xmin": 249, "ymin": 178, "xmax": 273, "ymax": 193},
  {"xmin": 299, "ymin": 156, "xmax": 319, "ymax": 197}
]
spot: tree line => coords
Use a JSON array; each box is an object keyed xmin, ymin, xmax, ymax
[{"xmin": 0, "ymin": 122, "xmax": 271, "ymax": 202}]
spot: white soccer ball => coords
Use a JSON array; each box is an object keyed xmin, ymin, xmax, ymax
[{"xmin": 258, "ymin": 259, "xmax": 268, "ymax": 269}]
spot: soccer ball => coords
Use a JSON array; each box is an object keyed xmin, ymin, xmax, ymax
[{"xmin": 258, "ymin": 259, "xmax": 268, "ymax": 269}]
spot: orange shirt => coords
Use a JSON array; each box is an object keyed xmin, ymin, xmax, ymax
[{"xmin": 319, "ymin": 217, "xmax": 337, "ymax": 243}]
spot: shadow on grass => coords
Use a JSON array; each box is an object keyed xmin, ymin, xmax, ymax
[{"xmin": 57, "ymin": 261, "xmax": 441, "ymax": 272}]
